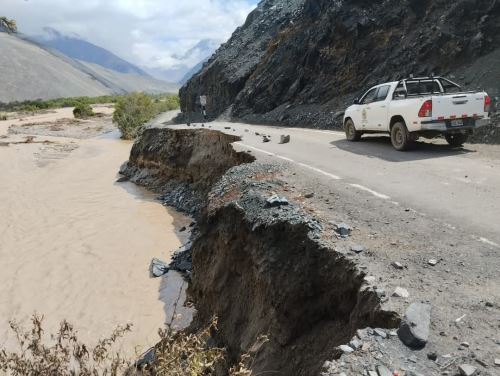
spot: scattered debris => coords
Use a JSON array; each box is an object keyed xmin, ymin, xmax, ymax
[
  {"xmin": 398, "ymin": 303, "xmax": 431, "ymax": 349},
  {"xmin": 335, "ymin": 223, "xmax": 351, "ymax": 237},
  {"xmin": 149, "ymin": 258, "xmax": 169, "ymax": 278},
  {"xmin": 428, "ymin": 259, "xmax": 438, "ymax": 266},
  {"xmin": 392, "ymin": 287, "xmax": 409, "ymax": 298},
  {"xmin": 351, "ymin": 244, "xmax": 365, "ymax": 254},
  {"xmin": 279, "ymin": 135, "xmax": 291, "ymax": 144},
  {"xmin": 458, "ymin": 364, "xmax": 477, "ymax": 376},
  {"xmin": 392, "ymin": 261, "xmax": 404, "ymax": 270},
  {"xmin": 339, "ymin": 345, "xmax": 354, "ymax": 354},
  {"xmin": 265, "ymin": 194, "xmax": 289, "ymax": 208}
]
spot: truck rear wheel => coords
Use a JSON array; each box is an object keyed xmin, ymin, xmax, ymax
[
  {"xmin": 345, "ymin": 119, "xmax": 362, "ymax": 141},
  {"xmin": 391, "ymin": 122, "xmax": 413, "ymax": 151},
  {"xmin": 445, "ymin": 133, "xmax": 468, "ymax": 147}
]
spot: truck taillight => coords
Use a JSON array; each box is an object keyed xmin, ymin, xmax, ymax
[
  {"xmin": 485, "ymin": 95, "xmax": 491, "ymax": 113},
  {"xmin": 418, "ymin": 100, "xmax": 432, "ymax": 117}
]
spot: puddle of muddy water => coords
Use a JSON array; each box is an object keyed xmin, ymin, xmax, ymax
[{"xmin": 0, "ymin": 111, "xmax": 193, "ymax": 357}]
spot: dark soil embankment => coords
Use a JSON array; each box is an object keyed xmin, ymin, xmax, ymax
[{"xmin": 123, "ymin": 127, "xmax": 399, "ymax": 374}]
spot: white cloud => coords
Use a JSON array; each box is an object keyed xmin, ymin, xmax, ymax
[{"xmin": 1, "ymin": 0, "xmax": 258, "ymax": 69}]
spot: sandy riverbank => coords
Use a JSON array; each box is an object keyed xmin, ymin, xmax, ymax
[{"xmin": 0, "ymin": 107, "xmax": 191, "ymax": 356}]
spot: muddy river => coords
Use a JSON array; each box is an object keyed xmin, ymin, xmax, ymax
[{"xmin": 0, "ymin": 107, "xmax": 190, "ymax": 356}]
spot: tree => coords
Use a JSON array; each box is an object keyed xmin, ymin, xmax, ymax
[
  {"xmin": 113, "ymin": 93, "xmax": 155, "ymax": 139},
  {"xmin": 0, "ymin": 17, "xmax": 17, "ymax": 34}
]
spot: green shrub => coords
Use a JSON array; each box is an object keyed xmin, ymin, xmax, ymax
[
  {"xmin": 73, "ymin": 102, "xmax": 95, "ymax": 118},
  {"xmin": 113, "ymin": 93, "xmax": 156, "ymax": 140},
  {"xmin": 0, "ymin": 112, "xmax": 7, "ymax": 121}
]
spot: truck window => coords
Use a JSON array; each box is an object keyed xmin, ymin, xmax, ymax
[
  {"xmin": 393, "ymin": 82, "xmax": 406, "ymax": 99},
  {"xmin": 406, "ymin": 80, "xmax": 441, "ymax": 95},
  {"xmin": 441, "ymin": 80, "xmax": 461, "ymax": 93},
  {"xmin": 360, "ymin": 88, "xmax": 378, "ymax": 104},
  {"xmin": 375, "ymin": 85, "xmax": 390, "ymax": 101}
]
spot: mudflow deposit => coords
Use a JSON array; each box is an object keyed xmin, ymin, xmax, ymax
[
  {"xmin": 120, "ymin": 124, "xmax": 500, "ymax": 375},
  {"xmin": 180, "ymin": 0, "xmax": 500, "ymax": 143}
]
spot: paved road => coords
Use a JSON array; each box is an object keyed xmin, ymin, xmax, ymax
[{"xmin": 156, "ymin": 113, "xmax": 500, "ymax": 247}]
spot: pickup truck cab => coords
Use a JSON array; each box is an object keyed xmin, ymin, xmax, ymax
[{"xmin": 343, "ymin": 77, "xmax": 491, "ymax": 150}]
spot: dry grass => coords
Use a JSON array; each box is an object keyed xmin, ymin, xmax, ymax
[{"xmin": 0, "ymin": 314, "xmax": 261, "ymax": 376}]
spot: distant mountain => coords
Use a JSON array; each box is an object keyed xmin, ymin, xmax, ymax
[
  {"xmin": 33, "ymin": 28, "xmax": 148, "ymax": 76},
  {"xmin": 145, "ymin": 39, "xmax": 220, "ymax": 83},
  {"xmin": 0, "ymin": 32, "xmax": 178, "ymax": 103}
]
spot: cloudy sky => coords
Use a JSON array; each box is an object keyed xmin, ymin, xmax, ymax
[{"xmin": 2, "ymin": 0, "xmax": 259, "ymax": 71}]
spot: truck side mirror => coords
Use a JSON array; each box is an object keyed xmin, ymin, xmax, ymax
[{"xmin": 353, "ymin": 98, "xmax": 360, "ymax": 105}]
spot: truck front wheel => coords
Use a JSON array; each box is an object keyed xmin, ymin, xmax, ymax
[
  {"xmin": 445, "ymin": 133, "xmax": 468, "ymax": 147},
  {"xmin": 391, "ymin": 122, "xmax": 413, "ymax": 151},
  {"xmin": 345, "ymin": 119, "xmax": 362, "ymax": 141}
]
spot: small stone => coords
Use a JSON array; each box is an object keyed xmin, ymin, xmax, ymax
[
  {"xmin": 458, "ymin": 364, "xmax": 477, "ymax": 376},
  {"xmin": 364, "ymin": 276, "xmax": 376, "ymax": 283},
  {"xmin": 304, "ymin": 192, "xmax": 315, "ymax": 198},
  {"xmin": 349, "ymin": 338, "xmax": 362, "ymax": 349},
  {"xmin": 494, "ymin": 358, "xmax": 500, "ymax": 366},
  {"xmin": 392, "ymin": 261, "xmax": 404, "ymax": 270},
  {"xmin": 374, "ymin": 328, "xmax": 387, "ymax": 339},
  {"xmin": 376, "ymin": 365, "xmax": 392, "ymax": 376},
  {"xmin": 375, "ymin": 288, "xmax": 386, "ymax": 298},
  {"xmin": 116, "ymin": 176, "xmax": 129, "ymax": 183},
  {"xmin": 339, "ymin": 345, "xmax": 354, "ymax": 354},
  {"xmin": 392, "ymin": 287, "xmax": 409, "ymax": 298},
  {"xmin": 460, "ymin": 341, "xmax": 470, "ymax": 348},
  {"xmin": 335, "ymin": 223, "xmax": 351, "ymax": 237},
  {"xmin": 265, "ymin": 194, "xmax": 289, "ymax": 208},
  {"xmin": 368, "ymin": 371, "xmax": 378, "ymax": 376},
  {"xmin": 179, "ymin": 226, "xmax": 186, "ymax": 232},
  {"xmin": 279, "ymin": 135, "xmax": 291, "ymax": 144},
  {"xmin": 389, "ymin": 330, "xmax": 398, "ymax": 337},
  {"xmin": 427, "ymin": 352, "xmax": 438, "ymax": 361},
  {"xmin": 351, "ymin": 245, "xmax": 365, "ymax": 254},
  {"xmin": 398, "ymin": 303, "xmax": 431, "ymax": 349},
  {"xmin": 263, "ymin": 136, "xmax": 271, "ymax": 143},
  {"xmin": 408, "ymin": 355, "xmax": 418, "ymax": 363},
  {"xmin": 428, "ymin": 259, "xmax": 438, "ymax": 266}
]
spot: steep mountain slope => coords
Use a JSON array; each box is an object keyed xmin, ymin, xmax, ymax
[
  {"xmin": 33, "ymin": 28, "xmax": 148, "ymax": 76},
  {"xmin": 0, "ymin": 32, "xmax": 110, "ymax": 103},
  {"xmin": 0, "ymin": 32, "xmax": 177, "ymax": 103},
  {"xmin": 180, "ymin": 0, "xmax": 500, "ymax": 131}
]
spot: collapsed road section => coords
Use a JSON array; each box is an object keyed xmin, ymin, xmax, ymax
[{"xmin": 120, "ymin": 127, "xmax": 499, "ymax": 375}]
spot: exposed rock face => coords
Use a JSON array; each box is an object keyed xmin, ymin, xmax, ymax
[{"xmin": 180, "ymin": 0, "xmax": 500, "ymax": 137}]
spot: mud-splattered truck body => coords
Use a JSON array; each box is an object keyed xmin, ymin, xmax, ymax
[{"xmin": 343, "ymin": 77, "xmax": 491, "ymax": 150}]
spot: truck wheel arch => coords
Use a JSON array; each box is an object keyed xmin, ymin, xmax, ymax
[
  {"xmin": 390, "ymin": 115, "xmax": 406, "ymax": 131},
  {"xmin": 344, "ymin": 117, "xmax": 354, "ymax": 129}
]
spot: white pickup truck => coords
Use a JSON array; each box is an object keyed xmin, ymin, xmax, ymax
[{"xmin": 343, "ymin": 77, "xmax": 491, "ymax": 151}]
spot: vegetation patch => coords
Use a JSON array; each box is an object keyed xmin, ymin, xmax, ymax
[
  {"xmin": 113, "ymin": 93, "xmax": 179, "ymax": 140},
  {"xmin": 0, "ymin": 95, "xmax": 120, "ymax": 114},
  {"xmin": 0, "ymin": 112, "xmax": 7, "ymax": 121},
  {"xmin": 73, "ymin": 103, "xmax": 95, "ymax": 119}
]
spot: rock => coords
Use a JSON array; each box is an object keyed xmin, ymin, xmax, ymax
[
  {"xmin": 335, "ymin": 223, "xmax": 351, "ymax": 237},
  {"xmin": 428, "ymin": 259, "xmax": 438, "ymax": 266},
  {"xmin": 135, "ymin": 347, "xmax": 155, "ymax": 368},
  {"xmin": 224, "ymin": 126, "xmax": 231, "ymax": 129},
  {"xmin": 374, "ymin": 328, "xmax": 387, "ymax": 339},
  {"xmin": 460, "ymin": 341, "xmax": 470, "ymax": 348},
  {"xmin": 376, "ymin": 365, "xmax": 392, "ymax": 376},
  {"xmin": 427, "ymin": 352, "xmax": 438, "ymax": 361},
  {"xmin": 368, "ymin": 371, "xmax": 378, "ymax": 376},
  {"xmin": 263, "ymin": 136, "xmax": 271, "ymax": 143},
  {"xmin": 494, "ymin": 358, "xmax": 500, "ymax": 366},
  {"xmin": 265, "ymin": 194, "xmax": 289, "ymax": 208},
  {"xmin": 392, "ymin": 287, "xmax": 409, "ymax": 298},
  {"xmin": 255, "ymin": 132, "xmax": 260, "ymax": 136},
  {"xmin": 116, "ymin": 176, "xmax": 129, "ymax": 183},
  {"xmin": 351, "ymin": 245, "xmax": 365, "ymax": 254},
  {"xmin": 339, "ymin": 344, "xmax": 354, "ymax": 354},
  {"xmin": 392, "ymin": 261, "xmax": 404, "ymax": 270},
  {"xmin": 149, "ymin": 258, "xmax": 169, "ymax": 278},
  {"xmin": 349, "ymin": 338, "xmax": 362, "ymax": 349},
  {"xmin": 304, "ymin": 192, "xmax": 315, "ymax": 198},
  {"xmin": 179, "ymin": 226, "xmax": 187, "ymax": 232},
  {"xmin": 279, "ymin": 135, "xmax": 291, "ymax": 144},
  {"xmin": 398, "ymin": 303, "xmax": 431, "ymax": 349},
  {"xmin": 458, "ymin": 364, "xmax": 477, "ymax": 376}
]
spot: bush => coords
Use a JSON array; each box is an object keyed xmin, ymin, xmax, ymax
[
  {"xmin": 113, "ymin": 93, "xmax": 156, "ymax": 140},
  {"xmin": 73, "ymin": 103, "xmax": 95, "ymax": 118},
  {"xmin": 0, "ymin": 112, "xmax": 7, "ymax": 121}
]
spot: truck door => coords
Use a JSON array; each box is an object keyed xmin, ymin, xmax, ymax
[
  {"xmin": 357, "ymin": 87, "xmax": 379, "ymax": 130},
  {"xmin": 368, "ymin": 85, "xmax": 391, "ymax": 131}
]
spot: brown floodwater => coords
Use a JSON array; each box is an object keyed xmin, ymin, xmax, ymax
[{"xmin": 0, "ymin": 108, "xmax": 191, "ymax": 356}]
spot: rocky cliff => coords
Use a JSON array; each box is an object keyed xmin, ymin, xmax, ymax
[{"xmin": 180, "ymin": 0, "xmax": 500, "ymax": 135}]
